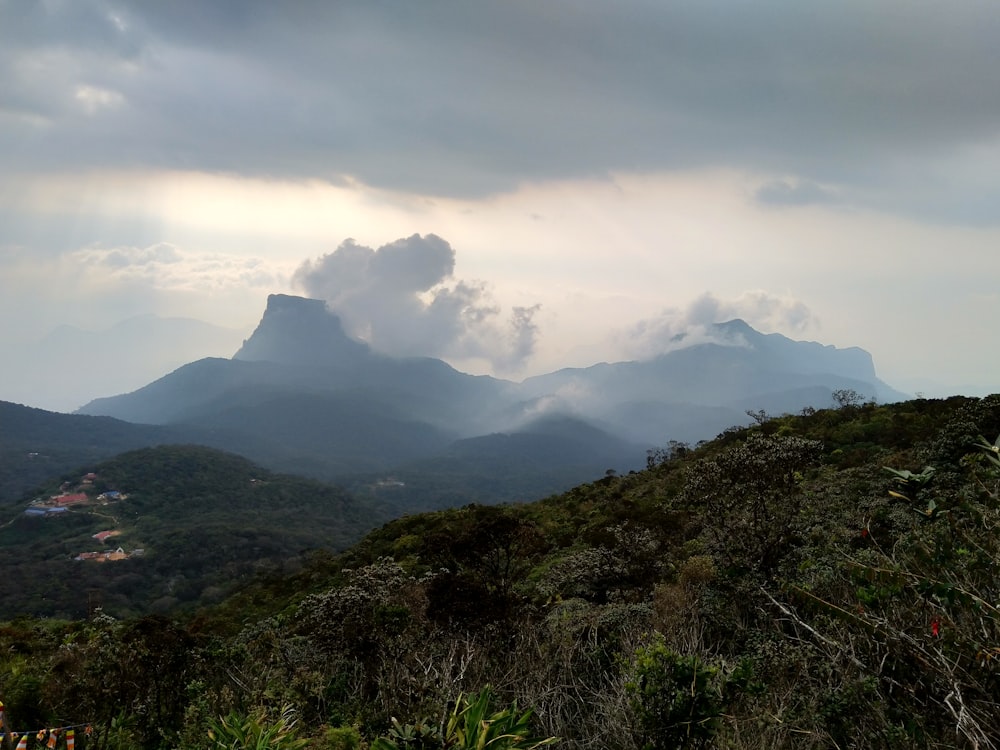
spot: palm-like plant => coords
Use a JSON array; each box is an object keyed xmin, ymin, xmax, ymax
[
  {"xmin": 207, "ymin": 705, "xmax": 310, "ymax": 750},
  {"xmin": 372, "ymin": 686, "xmax": 558, "ymax": 750}
]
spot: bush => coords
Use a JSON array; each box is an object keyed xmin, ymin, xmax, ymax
[{"xmin": 627, "ymin": 637, "xmax": 721, "ymax": 750}]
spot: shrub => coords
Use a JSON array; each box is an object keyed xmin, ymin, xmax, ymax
[{"xmin": 627, "ymin": 637, "xmax": 721, "ymax": 750}]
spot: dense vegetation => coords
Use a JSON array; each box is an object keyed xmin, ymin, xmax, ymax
[
  {"xmin": 1, "ymin": 394, "xmax": 999, "ymax": 749},
  {"xmin": 0, "ymin": 445, "xmax": 390, "ymax": 618},
  {"xmin": 0, "ymin": 401, "xmax": 187, "ymax": 503},
  {"xmin": 0, "ymin": 400, "xmax": 639, "ymax": 513}
]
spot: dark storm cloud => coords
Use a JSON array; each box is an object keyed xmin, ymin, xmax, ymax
[
  {"xmin": 293, "ymin": 234, "xmax": 540, "ymax": 371},
  {"xmin": 4, "ymin": 0, "xmax": 1000, "ymax": 221}
]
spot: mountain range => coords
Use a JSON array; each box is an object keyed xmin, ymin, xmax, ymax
[
  {"xmin": 1, "ymin": 293, "xmax": 907, "ymax": 509},
  {"xmin": 43, "ymin": 293, "xmax": 903, "ymax": 505}
]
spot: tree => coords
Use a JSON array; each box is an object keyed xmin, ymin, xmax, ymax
[
  {"xmin": 832, "ymin": 389, "xmax": 864, "ymax": 409},
  {"xmin": 681, "ymin": 433, "xmax": 822, "ymax": 573}
]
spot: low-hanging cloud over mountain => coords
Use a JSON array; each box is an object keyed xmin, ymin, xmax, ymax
[
  {"xmin": 293, "ymin": 234, "xmax": 540, "ymax": 372},
  {"xmin": 624, "ymin": 291, "xmax": 817, "ymax": 360}
]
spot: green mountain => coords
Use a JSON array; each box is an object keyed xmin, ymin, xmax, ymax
[{"xmin": 0, "ymin": 444, "xmax": 389, "ymax": 619}]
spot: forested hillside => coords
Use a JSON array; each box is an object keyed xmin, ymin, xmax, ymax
[
  {"xmin": 0, "ymin": 445, "xmax": 389, "ymax": 618},
  {"xmin": 1, "ymin": 394, "xmax": 999, "ymax": 749}
]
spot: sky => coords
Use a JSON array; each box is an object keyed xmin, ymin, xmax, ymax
[{"xmin": 3, "ymin": 0, "xmax": 1000, "ymax": 411}]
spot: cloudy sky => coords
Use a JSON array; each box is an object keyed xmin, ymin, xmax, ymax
[{"xmin": 3, "ymin": 0, "xmax": 1000, "ymax": 410}]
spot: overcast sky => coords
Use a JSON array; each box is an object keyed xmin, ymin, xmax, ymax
[{"xmin": 3, "ymin": 0, "xmax": 1000, "ymax": 410}]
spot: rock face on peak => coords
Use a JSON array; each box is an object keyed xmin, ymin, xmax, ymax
[{"xmin": 233, "ymin": 294, "xmax": 370, "ymax": 367}]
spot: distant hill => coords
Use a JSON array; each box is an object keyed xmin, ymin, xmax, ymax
[
  {"xmin": 0, "ymin": 401, "xmax": 192, "ymax": 504},
  {"xmin": 0, "ymin": 400, "xmax": 284, "ymax": 505},
  {"xmin": 357, "ymin": 414, "xmax": 646, "ymax": 511},
  {"xmin": 519, "ymin": 319, "xmax": 908, "ymax": 444},
  {"xmin": 0, "ymin": 444, "xmax": 388, "ymax": 618}
]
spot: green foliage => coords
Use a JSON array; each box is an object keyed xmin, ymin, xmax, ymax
[
  {"xmin": 975, "ymin": 432, "xmax": 1000, "ymax": 469},
  {"xmin": 884, "ymin": 464, "xmax": 939, "ymax": 516},
  {"xmin": 321, "ymin": 725, "xmax": 363, "ymax": 750},
  {"xmin": 4, "ymin": 395, "xmax": 1000, "ymax": 749},
  {"xmin": 682, "ymin": 432, "xmax": 822, "ymax": 573},
  {"xmin": 0, "ymin": 444, "xmax": 386, "ymax": 619},
  {"xmin": 207, "ymin": 705, "xmax": 310, "ymax": 750},
  {"xmin": 627, "ymin": 637, "xmax": 721, "ymax": 750},
  {"xmin": 372, "ymin": 686, "xmax": 558, "ymax": 750}
]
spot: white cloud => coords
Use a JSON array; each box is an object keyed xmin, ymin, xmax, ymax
[{"xmin": 293, "ymin": 234, "xmax": 541, "ymax": 373}]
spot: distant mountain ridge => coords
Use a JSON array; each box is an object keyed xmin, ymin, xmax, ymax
[{"xmin": 66, "ymin": 294, "xmax": 909, "ymax": 504}]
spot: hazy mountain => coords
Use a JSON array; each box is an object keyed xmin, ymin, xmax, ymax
[
  {"xmin": 518, "ymin": 318, "xmax": 909, "ymax": 444},
  {"xmin": 233, "ymin": 293, "xmax": 371, "ymax": 367},
  {"xmin": 368, "ymin": 414, "xmax": 646, "ymax": 511},
  {"xmin": 68, "ymin": 293, "xmax": 910, "ymax": 505},
  {"xmin": 0, "ymin": 400, "xmax": 283, "ymax": 505},
  {"xmin": 1, "ymin": 315, "xmax": 245, "ymax": 413},
  {"xmin": 82, "ymin": 295, "xmax": 516, "ymax": 434}
]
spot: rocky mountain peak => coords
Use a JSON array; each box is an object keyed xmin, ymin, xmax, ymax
[{"xmin": 232, "ymin": 294, "xmax": 370, "ymax": 367}]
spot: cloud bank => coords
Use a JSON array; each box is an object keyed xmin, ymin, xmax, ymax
[
  {"xmin": 3, "ymin": 1, "xmax": 1000, "ymax": 223},
  {"xmin": 293, "ymin": 234, "xmax": 540, "ymax": 372}
]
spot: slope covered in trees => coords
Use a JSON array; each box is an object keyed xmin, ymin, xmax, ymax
[
  {"xmin": 0, "ymin": 445, "xmax": 390, "ymax": 618},
  {"xmin": 1, "ymin": 394, "xmax": 999, "ymax": 749}
]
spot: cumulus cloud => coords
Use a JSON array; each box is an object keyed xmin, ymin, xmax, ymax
[
  {"xmin": 625, "ymin": 291, "xmax": 817, "ymax": 359},
  {"xmin": 293, "ymin": 234, "xmax": 541, "ymax": 372}
]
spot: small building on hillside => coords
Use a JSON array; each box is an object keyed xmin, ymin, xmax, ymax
[{"xmin": 53, "ymin": 493, "xmax": 88, "ymax": 506}]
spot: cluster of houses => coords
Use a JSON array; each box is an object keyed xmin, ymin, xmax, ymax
[
  {"xmin": 73, "ymin": 530, "xmax": 143, "ymax": 562},
  {"xmin": 21, "ymin": 473, "xmax": 143, "ymax": 562},
  {"xmin": 24, "ymin": 473, "xmax": 128, "ymax": 517}
]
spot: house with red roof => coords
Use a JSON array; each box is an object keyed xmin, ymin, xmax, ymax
[{"xmin": 53, "ymin": 493, "xmax": 88, "ymax": 506}]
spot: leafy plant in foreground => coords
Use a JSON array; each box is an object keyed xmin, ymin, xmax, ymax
[
  {"xmin": 207, "ymin": 705, "xmax": 310, "ymax": 750},
  {"xmin": 627, "ymin": 636, "xmax": 722, "ymax": 750},
  {"xmin": 372, "ymin": 686, "xmax": 558, "ymax": 750}
]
